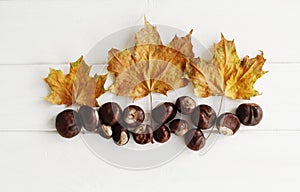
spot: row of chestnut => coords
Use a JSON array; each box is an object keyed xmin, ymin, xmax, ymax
[{"xmin": 55, "ymin": 96, "xmax": 263, "ymax": 151}]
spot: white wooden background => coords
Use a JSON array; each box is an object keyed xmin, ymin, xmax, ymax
[{"xmin": 1, "ymin": 0, "xmax": 299, "ymax": 191}]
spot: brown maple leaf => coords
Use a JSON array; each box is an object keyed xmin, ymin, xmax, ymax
[
  {"xmin": 186, "ymin": 34, "xmax": 267, "ymax": 99},
  {"xmin": 168, "ymin": 29, "xmax": 194, "ymax": 58},
  {"xmin": 44, "ymin": 56, "xmax": 107, "ymax": 107},
  {"xmin": 135, "ymin": 17, "xmax": 162, "ymax": 45},
  {"xmin": 107, "ymin": 19, "xmax": 209, "ymax": 100}
]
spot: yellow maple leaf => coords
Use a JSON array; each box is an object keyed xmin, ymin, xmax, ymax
[
  {"xmin": 44, "ymin": 56, "xmax": 107, "ymax": 107},
  {"xmin": 107, "ymin": 19, "xmax": 208, "ymax": 100},
  {"xmin": 186, "ymin": 34, "xmax": 267, "ymax": 99}
]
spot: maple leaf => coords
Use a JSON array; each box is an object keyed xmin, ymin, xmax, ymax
[
  {"xmin": 135, "ymin": 17, "xmax": 162, "ymax": 45},
  {"xmin": 167, "ymin": 29, "xmax": 194, "ymax": 58},
  {"xmin": 186, "ymin": 34, "xmax": 267, "ymax": 99},
  {"xmin": 44, "ymin": 56, "xmax": 107, "ymax": 107},
  {"xmin": 107, "ymin": 19, "xmax": 208, "ymax": 100}
]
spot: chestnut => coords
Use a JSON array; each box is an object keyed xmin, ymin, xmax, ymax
[
  {"xmin": 112, "ymin": 124, "xmax": 130, "ymax": 146},
  {"xmin": 132, "ymin": 124, "xmax": 153, "ymax": 145},
  {"xmin": 169, "ymin": 119, "xmax": 189, "ymax": 136},
  {"xmin": 153, "ymin": 125, "xmax": 171, "ymax": 143},
  {"xmin": 78, "ymin": 105, "xmax": 99, "ymax": 132},
  {"xmin": 236, "ymin": 103, "xmax": 263, "ymax": 126},
  {"xmin": 185, "ymin": 128, "xmax": 206, "ymax": 151},
  {"xmin": 175, "ymin": 96, "xmax": 196, "ymax": 114},
  {"xmin": 122, "ymin": 105, "xmax": 145, "ymax": 127},
  {"xmin": 216, "ymin": 113, "xmax": 240, "ymax": 136},
  {"xmin": 152, "ymin": 102, "xmax": 177, "ymax": 125},
  {"xmin": 55, "ymin": 109, "xmax": 82, "ymax": 138},
  {"xmin": 98, "ymin": 102, "xmax": 122, "ymax": 126},
  {"xmin": 191, "ymin": 104, "xmax": 216, "ymax": 129},
  {"xmin": 97, "ymin": 123, "xmax": 113, "ymax": 139}
]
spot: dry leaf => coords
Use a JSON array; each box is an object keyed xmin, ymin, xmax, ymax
[
  {"xmin": 168, "ymin": 30, "xmax": 194, "ymax": 58},
  {"xmin": 186, "ymin": 34, "xmax": 267, "ymax": 99},
  {"xmin": 44, "ymin": 56, "xmax": 107, "ymax": 107},
  {"xmin": 187, "ymin": 57, "xmax": 223, "ymax": 96},
  {"xmin": 135, "ymin": 17, "xmax": 162, "ymax": 45},
  {"xmin": 107, "ymin": 19, "xmax": 206, "ymax": 100}
]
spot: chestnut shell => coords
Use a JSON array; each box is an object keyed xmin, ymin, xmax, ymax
[
  {"xmin": 122, "ymin": 105, "xmax": 145, "ymax": 128},
  {"xmin": 191, "ymin": 105, "xmax": 216, "ymax": 129},
  {"xmin": 98, "ymin": 102, "xmax": 122, "ymax": 126},
  {"xmin": 153, "ymin": 125, "xmax": 171, "ymax": 143},
  {"xmin": 216, "ymin": 113, "xmax": 240, "ymax": 136},
  {"xmin": 55, "ymin": 109, "xmax": 82, "ymax": 138},
  {"xmin": 78, "ymin": 105, "xmax": 99, "ymax": 132},
  {"xmin": 132, "ymin": 124, "xmax": 153, "ymax": 145},
  {"xmin": 112, "ymin": 124, "xmax": 130, "ymax": 146},
  {"xmin": 185, "ymin": 128, "xmax": 206, "ymax": 151},
  {"xmin": 175, "ymin": 96, "xmax": 196, "ymax": 115},
  {"xmin": 236, "ymin": 103, "xmax": 263, "ymax": 126},
  {"xmin": 97, "ymin": 123, "xmax": 113, "ymax": 139},
  {"xmin": 152, "ymin": 102, "xmax": 177, "ymax": 125},
  {"xmin": 169, "ymin": 119, "xmax": 189, "ymax": 136}
]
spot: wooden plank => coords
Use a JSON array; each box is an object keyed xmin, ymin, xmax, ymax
[
  {"xmin": 0, "ymin": 63, "xmax": 297, "ymax": 131},
  {"xmin": 150, "ymin": 0, "xmax": 300, "ymax": 63},
  {"xmin": 0, "ymin": 0, "xmax": 300, "ymax": 64},
  {"xmin": 0, "ymin": 65, "xmax": 66, "ymax": 131},
  {"xmin": 0, "ymin": 131, "xmax": 299, "ymax": 191}
]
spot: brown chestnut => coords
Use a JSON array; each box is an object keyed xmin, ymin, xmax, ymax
[
  {"xmin": 236, "ymin": 103, "xmax": 263, "ymax": 126},
  {"xmin": 98, "ymin": 102, "xmax": 122, "ymax": 126},
  {"xmin": 55, "ymin": 109, "xmax": 82, "ymax": 138},
  {"xmin": 97, "ymin": 123, "xmax": 113, "ymax": 139},
  {"xmin": 112, "ymin": 124, "xmax": 130, "ymax": 146},
  {"xmin": 175, "ymin": 96, "xmax": 196, "ymax": 114},
  {"xmin": 169, "ymin": 119, "xmax": 189, "ymax": 136},
  {"xmin": 122, "ymin": 105, "xmax": 145, "ymax": 127},
  {"xmin": 152, "ymin": 102, "xmax": 177, "ymax": 125},
  {"xmin": 185, "ymin": 128, "xmax": 206, "ymax": 151},
  {"xmin": 132, "ymin": 124, "xmax": 153, "ymax": 145},
  {"xmin": 216, "ymin": 113, "xmax": 240, "ymax": 136},
  {"xmin": 191, "ymin": 105, "xmax": 216, "ymax": 129},
  {"xmin": 153, "ymin": 125, "xmax": 171, "ymax": 143},
  {"xmin": 78, "ymin": 105, "xmax": 99, "ymax": 132}
]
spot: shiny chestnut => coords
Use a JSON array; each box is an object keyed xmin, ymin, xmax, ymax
[
  {"xmin": 98, "ymin": 102, "xmax": 122, "ymax": 126},
  {"xmin": 153, "ymin": 125, "xmax": 171, "ymax": 143},
  {"xmin": 132, "ymin": 124, "xmax": 153, "ymax": 145},
  {"xmin": 191, "ymin": 104, "xmax": 216, "ymax": 129},
  {"xmin": 122, "ymin": 105, "xmax": 145, "ymax": 128},
  {"xmin": 185, "ymin": 128, "xmax": 206, "ymax": 151},
  {"xmin": 152, "ymin": 102, "xmax": 177, "ymax": 125},
  {"xmin": 78, "ymin": 105, "xmax": 99, "ymax": 132},
  {"xmin": 216, "ymin": 113, "xmax": 240, "ymax": 136},
  {"xmin": 112, "ymin": 124, "xmax": 130, "ymax": 146},
  {"xmin": 97, "ymin": 123, "xmax": 113, "ymax": 139},
  {"xmin": 169, "ymin": 119, "xmax": 189, "ymax": 136},
  {"xmin": 175, "ymin": 96, "xmax": 196, "ymax": 114},
  {"xmin": 55, "ymin": 109, "xmax": 82, "ymax": 138},
  {"xmin": 236, "ymin": 103, "xmax": 263, "ymax": 126}
]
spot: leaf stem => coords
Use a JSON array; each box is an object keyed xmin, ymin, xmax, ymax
[{"xmin": 149, "ymin": 92, "xmax": 153, "ymax": 128}]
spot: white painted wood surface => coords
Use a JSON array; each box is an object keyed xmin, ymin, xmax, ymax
[{"xmin": 0, "ymin": 0, "xmax": 299, "ymax": 191}]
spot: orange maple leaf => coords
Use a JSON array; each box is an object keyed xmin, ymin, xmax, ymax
[
  {"xmin": 107, "ymin": 19, "xmax": 209, "ymax": 100},
  {"xmin": 44, "ymin": 56, "xmax": 107, "ymax": 107}
]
